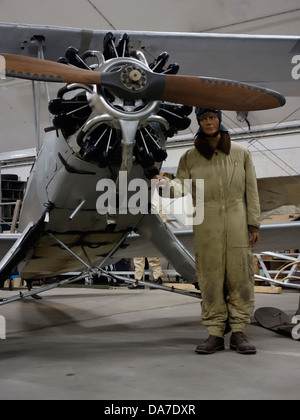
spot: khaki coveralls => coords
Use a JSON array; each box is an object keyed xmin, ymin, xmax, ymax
[
  {"xmin": 133, "ymin": 257, "xmax": 164, "ymax": 281},
  {"xmin": 170, "ymin": 138, "xmax": 260, "ymax": 337}
]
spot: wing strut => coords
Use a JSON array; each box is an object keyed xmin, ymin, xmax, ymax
[
  {"xmin": 0, "ymin": 271, "xmax": 91, "ymax": 306},
  {"xmin": 0, "ymin": 266, "xmax": 201, "ymax": 307},
  {"xmin": 0, "ymin": 228, "xmax": 201, "ymax": 305},
  {"xmin": 135, "ymin": 212, "xmax": 197, "ymax": 283},
  {"xmin": 48, "ymin": 231, "xmax": 200, "ymax": 298}
]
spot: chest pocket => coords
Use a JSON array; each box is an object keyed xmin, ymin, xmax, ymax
[{"xmin": 228, "ymin": 160, "xmax": 238, "ymax": 187}]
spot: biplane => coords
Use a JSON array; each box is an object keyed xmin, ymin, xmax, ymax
[{"xmin": 0, "ymin": 23, "xmax": 299, "ymax": 308}]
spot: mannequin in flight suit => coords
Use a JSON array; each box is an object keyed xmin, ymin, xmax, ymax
[{"xmin": 153, "ymin": 108, "xmax": 260, "ymax": 354}]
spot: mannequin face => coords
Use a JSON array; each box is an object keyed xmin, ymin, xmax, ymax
[{"xmin": 199, "ymin": 112, "xmax": 220, "ymax": 137}]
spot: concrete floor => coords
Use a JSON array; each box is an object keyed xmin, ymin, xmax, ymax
[{"xmin": 0, "ymin": 285, "xmax": 299, "ymax": 401}]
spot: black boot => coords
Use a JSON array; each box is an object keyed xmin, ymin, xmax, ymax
[
  {"xmin": 230, "ymin": 332, "xmax": 256, "ymax": 354},
  {"xmin": 128, "ymin": 279, "xmax": 145, "ymax": 290},
  {"xmin": 195, "ymin": 335, "xmax": 225, "ymax": 354},
  {"xmin": 150, "ymin": 277, "xmax": 163, "ymax": 289}
]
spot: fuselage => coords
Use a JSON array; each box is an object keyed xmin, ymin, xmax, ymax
[{"xmin": 17, "ymin": 128, "xmax": 155, "ymax": 279}]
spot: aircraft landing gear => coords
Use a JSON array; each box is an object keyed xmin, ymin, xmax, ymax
[{"xmin": 26, "ymin": 279, "xmax": 42, "ymax": 300}]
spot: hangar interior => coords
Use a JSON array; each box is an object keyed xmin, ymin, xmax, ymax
[
  {"xmin": 0, "ymin": 1, "xmax": 299, "ymax": 402},
  {"xmin": 0, "ymin": 1, "xmax": 299, "ymax": 285}
]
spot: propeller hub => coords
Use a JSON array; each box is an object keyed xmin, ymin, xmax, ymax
[
  {"xmin": 91, "ymin": 57, "xmax": 159, "ymax": 121},
  {"xmin": 121, "ymin": 65, "xmax": 147, "ymax": 91}
]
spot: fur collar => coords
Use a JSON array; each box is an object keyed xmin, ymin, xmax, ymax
[{"xmin": 194, "ymin": 131, "xmax": 231, "ymax": 160}]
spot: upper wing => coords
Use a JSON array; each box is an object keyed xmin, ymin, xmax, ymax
[{"xmin": 0, "ymin": 22, "xmax": 299, "ymax": 96}]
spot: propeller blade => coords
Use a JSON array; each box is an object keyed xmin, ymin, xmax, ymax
[
  {"xmin": 2, "ymin": 53, "xmax": 101, "ymax": 84},
  {"xmin": 100, "ymin": 67, "xmax": 285, "ymax": 111},
  {"xmin": 1, "ymin": 53, "xmax": 285, "ymax": 111},
  {"xmin": 162, "ymin": 74, "xmax": 286, "ymax": 111}
]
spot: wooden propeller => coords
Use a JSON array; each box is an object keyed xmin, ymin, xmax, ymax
[
  {"xmin": 2, "ymin": 53, "xmax": 101, "ymax": 84},
  {"xmin": 1, "ymin": 53, "xmax": 285, "ymax": 111}
]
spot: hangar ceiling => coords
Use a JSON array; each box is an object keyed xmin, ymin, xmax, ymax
[{"xmin": 0, "ymin": 0, "xmax": 299, "ymax": 35}]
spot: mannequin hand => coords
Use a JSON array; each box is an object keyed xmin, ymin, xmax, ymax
[
  {"xmin": 249, "ymin": 231, "xmax": 259, "ymax": 247},
  {"xmin": 151, "ymin": 175, "xmax": 169, "ymax": 190}
]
